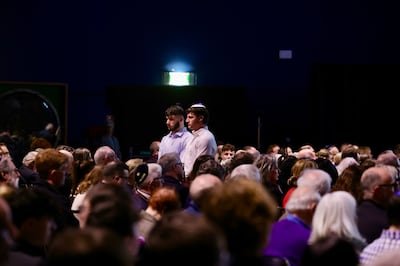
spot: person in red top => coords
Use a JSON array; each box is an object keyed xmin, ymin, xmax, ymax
[{"xmin": 282, "ymin": 159, "xmax": 318, "ymax": 208}]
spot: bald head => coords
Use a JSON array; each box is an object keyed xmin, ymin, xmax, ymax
[
  {"xmin": 190, "ymin": 174, "xmax": 222, "ymax": 201},
  {"xmin": 296, "ymin": 148, "xmax": 317, "ymax": 160},
  {"xmin": 360, "ymin": 165, "xmax": 395, "ymax": 204},
  {"xmin": 376, "ymin": 150, "xmax": 399, "ymax": 167}
]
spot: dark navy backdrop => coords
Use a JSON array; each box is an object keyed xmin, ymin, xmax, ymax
[{"xmin": 1, "ymin": 0, "xmax": 399, "ymax": 155}]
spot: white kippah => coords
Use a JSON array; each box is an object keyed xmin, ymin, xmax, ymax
[{"xmin": 190, "ymin": 103, "xmax": 206, "ymax": 108}]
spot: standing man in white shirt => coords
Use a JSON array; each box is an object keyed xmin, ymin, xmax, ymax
[
  {"xmin": 181, "ymin": 103, "xmax": 217, "ymax": 177},
  {"xmin": 158, "ymin": 104, "xmax": 192, "ymax": 162}
]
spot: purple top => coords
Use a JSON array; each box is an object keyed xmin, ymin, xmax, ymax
[{"xmin": 263, "ymin": 214, "xmax": 311, "ymax": 266}]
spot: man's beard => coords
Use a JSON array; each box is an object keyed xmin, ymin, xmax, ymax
[{"xmin": 169, "ymin": 122, "xmax": 180, "ymax": 132}]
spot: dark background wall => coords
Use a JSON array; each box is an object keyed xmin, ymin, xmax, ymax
[
  {"xmin": 105, "ymin": 85, "xmax": 252, "ymax": 159},
  {"xmin": 1, "ymin": 0, "xmax": 399, "ymax": 158}
]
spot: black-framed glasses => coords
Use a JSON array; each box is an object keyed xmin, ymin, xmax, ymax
[
  {"xmin": 176, "ymin": 162, "xmax": 184, "ymax": 168},
  {"xmin": 378, "ymin": 182, "xmax": 398, "ymax": 189},
  {"xmin": 4, "ymin": 168, "xmax": 19, "ymax": 174},
  {"xmin": 11, "ymin": 168, "xmax": 19, "ymax": 174}
]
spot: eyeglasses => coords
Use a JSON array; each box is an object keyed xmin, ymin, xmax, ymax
[
  {"xmin": 176, "ymin": 162, "xmax": 184, "ymax": 168},
  {"xmin": 10, "ymin": 168, "xmax": 19, "ymax": 173},
  {"xmin": 4, "ymin": 168, "xmax": 19, "ymax": 174},
  {"xmin": 378, "ymin": 182, "xmax": 398, "ymax": 189},
  {"xmin": 114, "ymin": 174, "xmax": 129, "ymax": 180}
]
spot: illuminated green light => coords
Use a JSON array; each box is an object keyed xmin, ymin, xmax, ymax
[{"xmin": 168, "ymin": 72, "xmax": 190, "ymax": 86}]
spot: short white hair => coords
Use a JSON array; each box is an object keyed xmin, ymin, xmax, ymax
[
  {"xmin": 230, "ymin": 164, "xmax": 260, "ymax": 182},
  {"xmin": 93, "ymin": 146, "xmax": 116, "ymax": 165},
  {"xmin": 22, "ymin": 151, "xmax": 38, "ymax": 166},
  {"xmin": 285, "ymin": 186, "xmax": 321, "ymax": 213},
  {"xmin": 147, "ymin": 163, "xmax": 162, "ymax": 180},
  {"xmin": 297, "ymin": 168, "xmax": 332, "ymax": 196}
]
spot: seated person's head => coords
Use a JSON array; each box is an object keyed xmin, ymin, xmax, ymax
[
  {"xmin": 202, "ymin": 177, "xmax": 278, "ymax": 257},
  {"xmin": 139, "ymin": 211, "xmax": 228, "ymax": 266},
  {"xmin": 46, "ymin": 227, "xmax": 133, "ymax": 266},
  {"xmin": 8, "ymin": 187, "xmax": 60, "ymax": 247}
]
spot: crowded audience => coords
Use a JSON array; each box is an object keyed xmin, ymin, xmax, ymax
[{"xmin": 1, "ymin": 102, "xmax": 400, "ymax": 266}]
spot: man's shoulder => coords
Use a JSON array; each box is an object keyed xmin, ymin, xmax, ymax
[
  {"xmin": 163, "ymin": 128, "xmax": 192, "ymax": 139},
  {"xmin": 176, "ymin": 127, "xmax": 192, "ymax": 136},
  {"xmin": 197, "ymin": 127, "xmax": 215, "ymax": 137}
]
